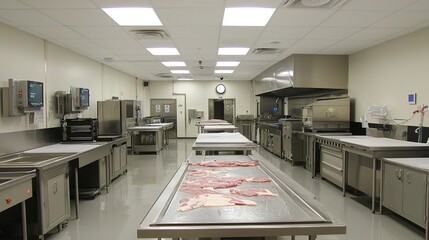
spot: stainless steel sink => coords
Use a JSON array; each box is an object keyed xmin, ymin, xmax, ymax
[{"xmin": 0, "ymin": 153, "xmax": 73, "ymax": 165}]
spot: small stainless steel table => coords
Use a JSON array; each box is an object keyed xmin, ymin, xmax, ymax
[
  {"xmin": 137, "ymin": 153, "xmax": 346, "ymax": 239},
  {"xmin": 192, "ymin": 132, "xmax": 256, "ymax": 155},
  {"xmin": 129, "ymin": 126, "xmax": 164, "ymax": 154},
  {"xmin": 147, "ymin": 123, "xmax": 174, "ymax": 145},
  {"xmin": 340, "ymin": 137, "xmax": 429, "ymax": 213},
  {"xmin": 201, "ymin": 125, "xmax": 238, "ymax": 133},
  {"xmin": 196, "ymin": 120, "xmax": 231, "ymax": 133}
]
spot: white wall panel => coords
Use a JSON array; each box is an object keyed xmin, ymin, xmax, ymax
[
  {"xmin": 349, "ymin": 27, "xmax": 429, "ymax": 127},
  {"xmin": 101, "ymin": 65, "xmax": 136, "ymax": 101},
  {"xmin": 0, "ymin": 22, "xmax": 45, "ymax": 133}
]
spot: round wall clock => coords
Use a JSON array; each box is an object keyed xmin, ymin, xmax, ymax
[{"xmin": 216, "ymin": 84, "xmax": 226, "ymax": 94}]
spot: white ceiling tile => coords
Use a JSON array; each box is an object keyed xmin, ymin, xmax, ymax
[
  {"xmin": 0, "ymin": 0, "xmax": 32, "ymax": 9},
  {"xmin": 326, "ymin": 40, "xmax": 374, "ymax": 50},
  {"xmin": 92, "ymin": 38, "xmax": 142, "ymax": 48},
  {"xmin": 90, "ymin": 0, "xmax": 152, "ymax": 8},
  {"xmin": 321, "ymin": 10, "xmax": 392, "ymax": 27},
  {"xmin": 166, "ymin": 26, "xmax": 220, "ymax": 39},
  {"xmin": 260, "ymin": 27, "xmax": 314, "ymax": 39},
  {"xmin": 289, "ymin": 39, "xmax": 337, "ymax": 50},
  {"xmin": 220, "ymin": 26, "xmax": 264, "ymax": 43},
  {"xmin": 173, "ymin": 38, "xmax": 218, "ymax": 51},
  {"xmin": 71, "ymin": 26, "xmax": 129, "ymax": 39},
  {"xmin": 151, "ymin": 0, "xmax": 224, "ymax": 8},
  {"xmin": 21, "ymin": 0, "xmax": 97, "ymax": 9},
  {"xmin": 269, "ymin": 9, "xmax": 336, "ymax": 27},
  {"xmin": 23, "ymin": 26, "xmax": 82, "ymax": 40},
  {"xmin": 156, "ymin": 8, "xmax": 224, "ymax": 26},
  {"xmin": 403, "ymin": 0, "xmax": 429, "ymax": 11},
  {"xmin": 342, "ymin": 0, "xmax": 416, "ymax": 11},
  {"xmin": 0, "ymin": 10, "xmax": 61, "ymax": 26},
  {"xmin": 346, "ymin": 27, "xmax": 406, "ymax": 40},
  {"xmin": 253, "ymin": 39, "xmax": 297, "ymax": 49},
  {"xmin": 55, "ymin": 38, "xmax": 101, "ymax": 49},
  {"xmin": 108, "ymin": 48, "xmax": 154, "ymax": 57},
  {"xmin": 303, "ymin": 27, "xmax": 362, "ymax": 40},
  {"xmin": 225, "ymin": 0, "xmax": 283, "ymax": 8},
  {"xmin": 41, "ymin": 9, "xmax": 117, "ymax": 26},
  {"xmin": 244, "ymin": 54, "xmax": 280, "ymax": 61},
  {"xmin": 372, "ymin": 11, "xmax": 429, "ymax": 28}
]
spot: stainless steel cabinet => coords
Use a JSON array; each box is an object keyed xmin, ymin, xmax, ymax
[
  {"xmin": 43, "ymin": 164, "xmax": 70, "ymax": 234},
  {"xmin": 112, "ymin": 143, "xmax": 127, "ymax": 180},
  {"xmin": 382, "ymin": 162, "xmax": 426, "ymax": 228}
]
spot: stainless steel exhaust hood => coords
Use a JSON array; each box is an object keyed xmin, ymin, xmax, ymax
[{"xmin": 253, "ymin": 54, "xmax": 348, "ymax": 97}]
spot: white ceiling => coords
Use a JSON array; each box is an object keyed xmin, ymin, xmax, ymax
[{"xmin": 1, "ymin": 0, "xmax": 429, "ymax": 81}]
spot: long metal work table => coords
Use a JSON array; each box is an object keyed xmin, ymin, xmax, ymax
[
  {"xmin": 129, "ymin": 125, "xmax": 164, "ymax": 154},
  {"xmin": 0, "ymin": 137, "xmax": 126, "ymax": 239},
  {"xmin": 147, "ymin": 122, "xmax": 174, "ymax": 145},
  {"xmin": 196, "ymin": 120, "xmax": 230, "ymax": 133},
  {"xmin": 339, "ymin": 137, "xmax": 429, "ymax": 213},
  {"xmin": 138, "ymin": 153, "xmax": 346, "ymax": 239},
  {"xmin": 192, "ymin": 132, "xmax": 256, "ymax": 155}
]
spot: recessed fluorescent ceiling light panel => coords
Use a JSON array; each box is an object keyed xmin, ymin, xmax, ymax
[
  {"xmin": 216, "ymin": 61, "xmax": 240, "ymax": 67},
  {"xmin": 222, "ymin": 7, "xmax": 275, "ymax": 26},
  {"xmin": 171, "ymin": 70, "xmax": 190, "ymax": 74},
  {"xmin": 177, "ymin": 77, "xmax": 193, "ymax": 81},
  {"xmin": 162, "ymin": 61, "xmax": 186, "ymax": 67},
  {"xmin": 218, "ymin": 48, "xmax": 249, "ymax": 55},
  {"xmin": 102, "ymin": 8, "xmax": 162, "ymax": 26},
  {"xmin": 147, "ymin": 48, "xmax": 180, "ymax": 55},
  {"xmin": 215, "ymin": 70, "xmax": 234, "ymax": 74}
]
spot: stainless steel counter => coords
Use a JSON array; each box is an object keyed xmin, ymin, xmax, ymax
[
  {"xmin": 201, "ymin": 125, "xmax": 238, "ymax": 133},
  {"xmin": 128, "ymin": 126, "xmax": 164, "ymax": 153},
  {"xmin": 192, "ymin": 133, "xmax": 256, "ymax": 155},
  {"xmin": 137, "ymin": 154, "xmax": 346, "ymax": 239}
]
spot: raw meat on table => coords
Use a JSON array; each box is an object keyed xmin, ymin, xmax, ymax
[
  {"xmin": 181, "ymin": 176, "xmax": 271, "ymax": 190},
  {"xmin": 179, "ymin": 186, "xmax": 220, "ymax": 195},
  {"xmin": 188, "ymin": 169, "xmax": 226, "ymax": 176},
  {"xmin": 191, "ymin": 160, "xmax": 259, "ymax": 167},
  {"xmin": 230, "ymin": 188, "xmax": 278, "ymax": 197},
  {"xmin": 178, "ymin": 193, "xmax": 257, "ymax": 212}
]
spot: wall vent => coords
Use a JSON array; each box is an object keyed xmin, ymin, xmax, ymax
[
  {"xmin": 130, "ymin": 30, "xmax": 169, "ymax": 40},
  {"xmin": 154, "ymin": 73, "xmax": 173, "ymax": 79},
  {"xmin": 282, "ymin": 0, "xmax": 351, "ymax": 9},
  {"xmin": 252, "ymin": 48, "xmax": 285, "ymax": 55}
]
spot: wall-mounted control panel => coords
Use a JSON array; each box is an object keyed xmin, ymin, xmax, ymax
[{"xmin": 2, "ymin": 78, "xmax": 44, "ymax": 117}]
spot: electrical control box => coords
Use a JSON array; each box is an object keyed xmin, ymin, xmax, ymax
[
  {"xmin": 2, "ymin": 79, "xmax": 44, "ymax": 117},
  {"xmin": 408, "ymin": 93, "xmax": 416, "ymax": 105}
]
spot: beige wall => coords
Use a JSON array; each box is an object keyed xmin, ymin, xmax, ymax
[
  {"xmin": 149, "ymin": 81, "xmax": 255, "ymax": 137},
  {"xmin": 349, "ymin": 27, "xmax": 429, "ymax": 127},
  {"xmin": 0, "ymin": 22, "xmax": 140, "ymax": 133}
]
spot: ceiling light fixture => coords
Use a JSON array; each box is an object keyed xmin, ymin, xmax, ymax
[
  {"xmin": 218, "ymin": 48, "xmax": 249, "ymax": 55},
  {"xmin": 147, "ymin": 48, "xmax": 180, "ymax": 55},
  {"xmin": 102, "ymin": 7, "xmax": 162, "ymax": 26},
  {"xmin": 177, "ymin": 77, "xmax": 194, "ymax": 81},
  {"xmin": 162, "ymin": 61, "xmax": 186, "ymax": 67},
  {"xmin": 216, "ymin": 61, "xmax": 240, "ymax": 67},
  {"xmin": 215, "ymin": 70, "xmax": 234, "ymax": 74},
  {"xmin": 171, "ymin": 70, "xmax": 190, "ymax": 74},
  {"xmin": 222, "ymin": 7, "xmax": 275, "ymax": 26}
]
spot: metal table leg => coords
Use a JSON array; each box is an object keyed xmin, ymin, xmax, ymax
[
  {"xmin": 372, "ymin": 157, "xmax": 376, "ymax": 213},
  {"xmin": 342, "ymin": 150, "xmax": 347, "ymax": 197},
  {"xmin": 74, "ymin": 167, "xmax": 79, "ymax": 219},
  {"xmin": 22, "ymin": 201, "xmax": 27, "ymax": 240},
  {"xmin": 309, "ymin": 235, "xmax": 317, "ymax": 240}
]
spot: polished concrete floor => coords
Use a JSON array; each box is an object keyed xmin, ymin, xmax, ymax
[{"xmin": 46, "ymin": 139, "xmax": 425, "ymax": 240}]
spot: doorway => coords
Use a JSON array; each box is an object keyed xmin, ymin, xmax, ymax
[
  {"xmin": 208, "ymin": 99, "xmax": 236, "ymax": 124},
  {"xmin": 150, "ymin": 99, "xmax": 177, "ymax": 138}
]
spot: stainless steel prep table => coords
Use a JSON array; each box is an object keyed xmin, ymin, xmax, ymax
[
  {"xmin": 196, "ymin": 121, "xmax": 231, "ymax": 133},
  {"xmin": 339, "ymin": 137, "xmax": 429, "ymax": 213},
  {"xmin": 192, "ymin": 132, "xmax": 256, "ymax": 155},
  {"xmin": 138, "ymin": 153, "xmax": 346, "ymax": 239},
  {"xmin": 0, "ymin": 171, "xmax": 36, "ymax": 240},
  {"xmin": 147, "ymin": 122, "xmax": 174, "ymax": 145},
  {"xmin": 201, "ymin": 125, "xmax": 238, "ymax": 133},
  {"xmin": 129, "ymin": 125, "xmax": 164, "ymax": 154}
]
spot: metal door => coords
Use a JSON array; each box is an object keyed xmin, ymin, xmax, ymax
[
  {"xmin": 382, "ymin": 162, "xmax": 403, "ymax": 214},
  {"xmin": 208, "ymin": 99, "xmax": 236, "ymax": 124},
  {"xmin": 402, "ymin": 167, "xmax": 426, "ymax": 227},
  {"xmin": 150, "ymin": 99, "xmax": 177, "ymax": 138}
]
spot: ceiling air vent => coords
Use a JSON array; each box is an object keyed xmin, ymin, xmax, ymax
[
  {"xmin": 130, "ymin": 30, "xmax": 169, "ymax": 40},
  {"xmin": 252, "ymin": 48, "xmax": 285, "ymax": 55},
  {"xmin": 154, "ymin": 73, "xmax": 173, "ymax": 79},
  {"xmin": 282, "ymin": 0, "xmax": 351, "ymax": 9}
]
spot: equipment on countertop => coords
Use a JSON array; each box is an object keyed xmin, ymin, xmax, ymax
[
  {"xmin": 236, "ymin": 114, "xmax": 256, "ymax": 141},
  {"xmin": 302, "ymin": 96, "xmax": 350, "ymax": 133},
  {"xmin": 65, "ymin": 118, "xmax": 98, "ymax": 141}
]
